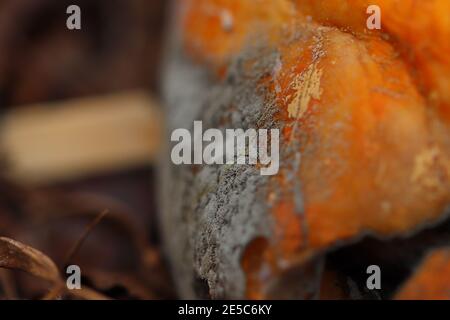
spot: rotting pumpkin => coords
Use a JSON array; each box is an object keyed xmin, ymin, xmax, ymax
[{"xmin": 161, "ymin": 0, "xmax": 450, "ymax": 299}]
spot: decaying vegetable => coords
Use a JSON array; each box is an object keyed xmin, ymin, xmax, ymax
[{"xmin": 161, "ymin": 0, "xmax": 450, "ymax": 299}]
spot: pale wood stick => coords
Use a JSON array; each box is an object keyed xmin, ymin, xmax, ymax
[{"xmin": 0, "ymin": 91, "xmax": 163, "ymax": 185}]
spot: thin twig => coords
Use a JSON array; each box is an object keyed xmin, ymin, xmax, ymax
[
  {"xmin": 43, "ymin": 209, "xmax": 109, "ymax": 300},
  {"xmin": 63, "ymin": 209, "xmax": 109, "ymax": 268}
]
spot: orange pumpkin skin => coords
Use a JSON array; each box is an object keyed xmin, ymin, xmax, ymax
[
  {"xmin": 162, "ymin": 0, "xmax": 450, "ymax": 299},
  {"xmin": 396, "ymin": 249, "xmax": 450, "ymax": 300}
]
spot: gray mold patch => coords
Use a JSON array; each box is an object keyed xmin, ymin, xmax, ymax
[
  {"xmin": 192, "ymin": 165, "xmax": 271, "ymax": 298},
  {"xmin": 161, "ymin": 34, "xmax": 282, "ymax": 298}
]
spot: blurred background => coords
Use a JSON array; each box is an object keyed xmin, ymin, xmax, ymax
[{"xmin": 0, "ymin": 0, "xmax": 173, "ymax": 299}]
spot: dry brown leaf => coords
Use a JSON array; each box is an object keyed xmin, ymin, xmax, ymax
[
  {"xmin": 43, "ymin": 282, "xmax": 110, "ymax": 301},
  {"xmin": 0, "ymin": 237, "xmax": 60, "ymax": 283},
  {"xmin": 67, "ymin": 287, "xmax": 111, "ymax": 300},
  {"xmin": 0, "ymin": 184, "xmax": 174, "ymax": 299}
]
